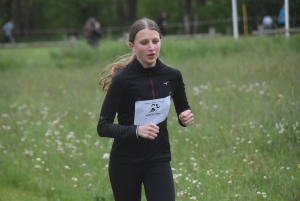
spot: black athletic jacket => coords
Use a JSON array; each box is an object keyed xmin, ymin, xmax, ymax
[{"xmin": 97, "ymin": 57, "xmax": 191, "ymax": 164}]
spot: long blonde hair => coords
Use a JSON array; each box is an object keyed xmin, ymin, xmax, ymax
[{"xmin": 99, "ymin": 18, "xmax": 161, "ymax": 92}]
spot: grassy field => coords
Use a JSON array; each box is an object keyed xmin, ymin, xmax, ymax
[{"xmin": 0, "ymin": 35, "xmax": 299, "ymax": 201}]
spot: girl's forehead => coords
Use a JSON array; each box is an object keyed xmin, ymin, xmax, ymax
[{"xmin": 135, "ymin": 29, "xmax": 160, "ymax": 40}]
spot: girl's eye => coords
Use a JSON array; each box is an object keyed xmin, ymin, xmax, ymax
[
  {"xmin": 141, "ymin": 41, "xmax": 148, "ymax": 45},
  {"xmin": 153, "ymin": 40, "xmax": 159, "ymax": 44}
]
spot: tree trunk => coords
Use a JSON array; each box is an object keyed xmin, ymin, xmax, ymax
[
  {"xmin": 185, "ymin": 0, "xmax": 192, "ymax": 16},
  {"xmin": 183, "ymin": 14, "xmax": 190, "ymax": 35},
  {"xmin": 116, "ymin": 0, "xmax": 127, "ymax": 26},
  {"xmin": 126, "ymin": 0, "xmax": 138, "ymax": 25},
  {"xmin": 20, "ymin": 0, "xmax": 32, "ymax": 39},
  {"xmin": 193, "ymin": 14, "xmax": 199, "ymax": 34},
  {"xmin": 184, "ymin": 0, "xmax": 192, "ymax": 35},
  {"xmin": 3, "ymin": 0, "xmax": 13, "ymax": 20}
]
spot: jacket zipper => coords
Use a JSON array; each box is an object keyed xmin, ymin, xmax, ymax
[{"xmin": 149, "ymin": 74, "xmax": 155, "ymax": 99}]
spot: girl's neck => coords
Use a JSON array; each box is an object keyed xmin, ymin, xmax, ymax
[{"xmin": 137, "ymin": 57, "xmax": 156, "ymax": 68}]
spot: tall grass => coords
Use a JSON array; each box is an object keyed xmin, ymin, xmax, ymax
[{"xmin": 0, "ymin": 35, "xmax": 299, "ymax": 201}]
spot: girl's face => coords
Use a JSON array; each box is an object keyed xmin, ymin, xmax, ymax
[{"xmin": 129, "ymin": 29, "xmax": 161, "ymax": 68}]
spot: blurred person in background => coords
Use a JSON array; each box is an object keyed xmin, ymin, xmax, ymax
[
  {"xmin": 97, "ymin": 18, "xmax": 194, "ymax": 201},
  {"xmin": 157, "ymin": 12, "xmax": 167, "ymax": 36},
  {"xmin": 2, "ymin": 19, "xmax": 16, "ymax": 44},
  {"xmin": 277, "ymin": 4, "xmax": 285, "ymax": 28},
  {"xmin": 263, "ymin": 16, "xmax": 273, "ymax": 29},
  {"xmin": 83, "ymin": 17, "xmax": 102, "ymax": 48}
]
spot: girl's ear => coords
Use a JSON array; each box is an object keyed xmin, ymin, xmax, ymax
[{"xmin": 128, "ymin": 42, "xmax": 134, "ymax": 52}]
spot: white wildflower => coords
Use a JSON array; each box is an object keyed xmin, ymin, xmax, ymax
[{"xmin": 102, "ymin": 153, "xmax": 110, "ymax": 159}]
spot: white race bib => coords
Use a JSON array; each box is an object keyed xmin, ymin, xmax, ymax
[{"xmin": 134, "ymin": 96, "xmax": 171, "ymax": 126}]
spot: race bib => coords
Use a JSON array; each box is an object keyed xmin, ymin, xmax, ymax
[{"xmin": 134, "ymin": 96, "xmax": 171, "ymax": 125}]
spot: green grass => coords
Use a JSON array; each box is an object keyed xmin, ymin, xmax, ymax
[{"xmin": 0, "ymin": 35, "xmax": 300, "ymax": 201}]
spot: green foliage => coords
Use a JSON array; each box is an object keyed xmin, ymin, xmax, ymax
[
  {"xmin": 137, "ymin": 0, "xmax": 183, "ymax": 23},
  {"xmin": 196, "ymin": 0, "xmax": 232, "ymax": 19},
  {"xmin": 195, "ymin": 0, "xmax": 232, "ymax": 33},
  {"xmin": 0, "ymin": 35, "xmax": 300, "ymax": 200}
]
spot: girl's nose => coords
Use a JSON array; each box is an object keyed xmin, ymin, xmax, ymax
[{"xmin": 148, "ymin": 42, "xmax": 154, "ymax": 50}]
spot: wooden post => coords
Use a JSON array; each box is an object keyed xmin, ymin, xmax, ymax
[
  {"xmin": 242, "ymin": 3, "xmax": 248, "ymax": 35},
  {"xmin": 69, "ymin": 36, "xmax": 77, "ymax": 48},
  {"xmin": 209, "ymin": 27, "xmax": 216, "ymax": 38},
  {"xmin": 193, "ymin": 14, "xmax": 199, "ymax": 35},
  {"xmin": 183, "ymin": 14, "xmax": 190, "ymax": 35},
  {"xmin": 258, "ymin": 25, "xmax": 264, "ymax": 36}
]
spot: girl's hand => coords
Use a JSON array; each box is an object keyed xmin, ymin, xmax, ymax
[
  {"xmin": 137, "ymin": 123, "xmax": 159, "ymax": 140},
  {"xmin": 179, "ymin": 110, "xmax": 194, "ymax": 126}
]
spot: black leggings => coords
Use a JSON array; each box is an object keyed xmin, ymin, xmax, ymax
[{"xmin": 109, "ymin": 160, "xmax": 175, "ymax": 201}]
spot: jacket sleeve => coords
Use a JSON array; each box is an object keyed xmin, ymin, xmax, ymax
[
  {"xmin": 97, "ymin": 73, "xmax": 137, "ymax": 138},
  {"xmin": 172, "ymin": 70, "xmax": 191, "ymax": 127}
]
